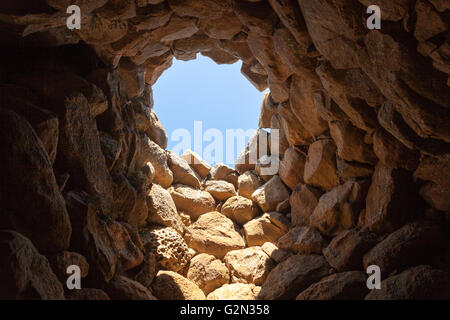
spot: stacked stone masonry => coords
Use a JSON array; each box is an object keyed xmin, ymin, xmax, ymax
[{"xmin": 0, "ymin": 0, "xmax": 449, "ymax": 300}]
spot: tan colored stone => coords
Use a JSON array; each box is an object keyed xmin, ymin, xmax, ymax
[
  {"xmin": 207, "ymin": 283, "xmax": 260, "ymax": 300},
  {"xmin": 187, "ymin": 253, "xmax": 230, "ymax": 295},
  {"xmin": 224, "ymin": 247, "xmax": 274, "ymax": 285},
  {"xmin": 210, "ymin": 163, "xmax": 239, "ymax": 189},
  {"xmin": 279, "ymin": 147, "xmax": 306, "ymax": 190},
  {"xmin": 140, "ymin": 227, "xmax": 191, "ymax": 272},
  {"xmin": 152, "ymin": 270, "xmax": 206, "ymax": 300},
  {"xmin": 261, "ymin": 242, "xmax": 292, "ymax": 264},
  {"xmin": 204, "ymin": 180, "xmax": 236, "ymax": 202},
  {"xmin": 185, "ymin": 212, "xmax": 246, "ymax": 258},
  {"xmin": 290, "ymin": 75, "xmax": 328, "ymax": 136},
  {"xmin": 146, "ymin": 184, "xmax": 184, "ymax": 234},
  {"xmin": 238, "ymin": 170, "xmax": 265, "ymax": 199},
  {"xmin": 290, "ymin": 184, "xmax": 322, "ymax": 226},
  {"xmin": 221, "ymin": 196, "xmax": 260, "ymax": 225},
  {"xmin": 252, "ymin": 175, "xmax": 290, "ymax": 212},
  {"xmin": 140, "ymin": 137, "xmax": 173, "ymax": 188},
  {"xmin": 201, "ymin": 12, "xmax": 242, "ymax": 40},
  {"xmin": 310, "ymin": 179, "xmax": 370, "ymax": 237},
  {"xmin": 329, "ymin": 120, "xmax": 377, "ymax": 165},
  {"xmin": 278, "ymin": 101, "xmax": 312, "ymax": 146},
  {"xmin": 169, "ymin": 184, "xmax": 216, "ymax": 220},
  {"xmin": 167, "ymin": 151, "xmax": 201, "ymax": 188},
  {"xmin": 304, "ymin": 139, "xmax": 340, "ymax": 191},
  {"xmin": 181, "ymin": 149, "xmax": 211, "ymax": 179},
  {"xmin": 243, "ymin": 212, "xmax": 290, "ymax": 247}
]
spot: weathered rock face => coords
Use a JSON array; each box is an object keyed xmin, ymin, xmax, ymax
[
  {"xmin": 207, "ymin": 283, "xmax": 261, "ymax": 300},
  {"xmin": 186, "ymin": 253, "xmax": 230, "ymax": 295},
  {"xmin": 140, "ymin": 227, "xmax": 191, "ymax": 273},
  {"xmin": 224, "ymin": 247, "xmax": 274, "ymax": 285},
  {"xmin": 243, "ymin": 212, "xmax": 290, "ymax": 247},
  {"xmin": 258, "ymin": 254, "xmax": 330, "ymax": 300},
  {"xmin": 0, "ymin": 230, "xmax": 64, "ymax": 300},
  {"xmin": 146, "ymin": 183, "xmax": 184, "ymax": 234},
  {"xmin": 252, "ymin": 175, "xmax": 290, "ymax": 212},
  {"xmin": 310, "ymin": 179, "xmax": 370, "ymax": 237},
  {"xmin": 106, "ymin": 275, "xmax": 156, "ymax": 300},
  {"xmin": 323, "ymin": 228, "xmax": 378, "ymax": 272},
  {"xmin": 169, "ymin": 184, "xmax": 216, "ymax": 220},
  {"xmin": 365, "ymin": 265, "xmax": 450, "ymax": 300},
  {"xmin": 296, "ymin": 271, "xmax": 368, "ymax": 300},
  {"xmin": 238, "ymin": 170, "xmax": 265, "ymax": 199},
  {"xmin": 1, "ymin": 0, "xmax": 449, "ymax": 301},
  {"xmin": 185, "ymin": 212, "xmax": 246, "ymax": 258},
  {"xmin": 221, "ymin": 196, "xmax": 260, "ymax": 226},
  {"xmin": 277, "ymin": 226, "xmax": 328, "ymax": 254},
  {"xmin": 0, "ymin": 109, "xmax": 72, "ymax": 254},
  {"xmin": 152, "ymin": 270, "xmax": 206, "ymax": 300},
  {"xmin": 363, "ymin": 222, "xmax": 447, "ymax": 277}
]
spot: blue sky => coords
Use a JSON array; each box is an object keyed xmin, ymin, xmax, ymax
[{"xmin": 153, "ymin": 55, "xmax": 267, "ymax": 166}]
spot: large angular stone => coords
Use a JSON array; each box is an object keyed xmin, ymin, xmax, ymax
[
  {"xmin": 0, "ymin": 230, "xmax": 64, "ymax": 300},
  {"xmin": 181, "ymin": 149, "xmax": 211, "ymax": 179},
  {"xmin": 185, "ymin": 212, "xmax": 246, "ymax": 258},
  {"xmin": 252, "ymin": 176, "xmax": 290, "ymax": 212},
  {"xmin": 238, "ymin": 171, "xmax": 265, "ymax": 199},
  {"xmin": 243, "ymin": 212, "xmax": 290, "ymax": 247},
  {"xmin": 258, "ymin": 254, "xmax": 330, "ymax": 300},
  {"xmin": 289, "ymin": 75, "xmax": 328, "ymax": 136},
  {"xmin": 372, "ymin": 128, "xmax": 420, "ymax": 171},
  {"xmin": 290, "ymin": 184, "xmax": 322, "ymax": 226},
  {"xmin": 278, "ymin": 147, "xmax": 306, "ymax": 190},
  {"xmin": 278, "ymin": 101, "xmax": 312, "ymax": 146},
  {"xmin": 323, "ymin": 228, "xmax": 378, "ymax": 272},
  {"xmin": 0, "ymin": 109, "xmax": 71, "ymax": 254},
  {"xmin": 221, "ymin": 196, "xmax": 260, "ymax": 225},
  {"xmin": 204, "ymin": 180, "xmax": 236, "ymax": 202},
  {"xmin": 329, "ymin": 120, "xmax": 377, "ymax": 165},
  {"xmin": 304, "ymin": 139, "xmax": 340, "ymax": 191},
  {"xmin": 310, "ymin": 179, "xmax": 370, "ymax": 237},
  {"xmin": 209, "ymin": 163, "xmax": 239, "ymax": 189},
  {"xmin": 277, "ymin": 226, "xmax": 328, "ymax": 254},
  {"xmin": 169, "ymin": 184, "xmax": 216, "ymax": 220},
  {"xmin": 152, "ymin": 270, "xmax": 206, "ymax": 300},
  {"xmin": 139, "ymin": 137, "xmax": 173, "ymax": 188},
  {"xmin": 296, "ymin": 271, "xmax": 368, "ymax": 300},
  {"xmin": 365, "ymin": 163, "xmax": 419, "ymax": 234},
  {"xmin": 365, "ymin": 265, "xmax": 450, "ymax": 300},
  {"xmin": 363, "ymin": 222, "xmax": 447, "ymax": 277},
  {"xmin": 187, "ymin": 253, "xmax": 230, "ymax": 295},
  {"xmin": 140, "ymin": 226, "xmax": 191, "ymax": 273},
  {"xmin": 146, "ymin": 184, "xmax": 184, "ymax": 234},
  {"xmin": 224, "ymin": 247, "xmax": 274, "ymax": 285},
  {"xmin": 167, "ymin": 151, "xmax": 201, "ymax": 188}
]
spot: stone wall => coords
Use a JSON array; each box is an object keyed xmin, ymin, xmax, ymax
[{"xmin": 0, "ymin": 0, "xmax": 449, "ymax": 300}]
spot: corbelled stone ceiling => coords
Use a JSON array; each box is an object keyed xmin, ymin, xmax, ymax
[{"xmin": 0, "ymin": 0, "xmax": 449, "ymax": 300}]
